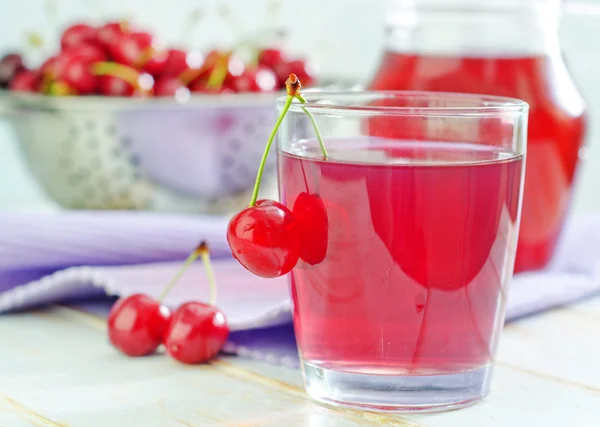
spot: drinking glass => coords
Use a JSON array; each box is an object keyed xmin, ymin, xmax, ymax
[{"xmin": 276, "ymin": 91, "xmax": 528, "ymax": 412}]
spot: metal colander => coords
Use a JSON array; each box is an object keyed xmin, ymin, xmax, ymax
[{"xmin": 1, "ymin": 91, "xmax": 279, "ymax": 214}]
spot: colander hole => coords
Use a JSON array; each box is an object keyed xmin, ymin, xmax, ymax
[
  {"xmin": 222, "ymin": 156, "xmax": 234, "ymax": 167},
  {"xmin": 69, "ymin": 127, "xmax": 79, "ymax": 138},
  {"xmin": 121, "ymin": 136, "xmax": 132, "ymax": 148},
  {"xmin": 107, "ymin": 124, "xmax": 117, "ymax": 136},
  {"xmin": 88, "ymin": 139, "xmax": 99, "ymax": 149},
  {"xmin": 111, "ymin": 147, "xmax": 123, "ymax": 158},
  {"xmin": 86, "ymin": 120, "xmax": 96, "ymax": 131},
  {"xmin": 244, "ymin": 123, "xmax": 255, "ymax": 135}
]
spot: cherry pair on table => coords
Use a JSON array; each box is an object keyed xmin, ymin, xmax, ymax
[{"xmin": 107, "ymin": 242, "xmax": 229, "ymax": 365}]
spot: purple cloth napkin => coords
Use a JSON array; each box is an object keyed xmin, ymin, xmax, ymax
[{"xmin": 0, "ymin": 210, "xmax": 599, "ymax": 368}]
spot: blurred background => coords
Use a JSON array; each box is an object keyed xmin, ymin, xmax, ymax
[{"xmin": 0, "ymin": 0, "xmax": 598, "ymax": 214}]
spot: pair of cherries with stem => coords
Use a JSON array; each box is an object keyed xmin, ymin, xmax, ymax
[
  {"xmin": 107, "ymin": 241, "xmax": 229, "ymax": 364},
  {"xmin": 227, "ymin": 74, "xmax": 330, "ymax": 278}
]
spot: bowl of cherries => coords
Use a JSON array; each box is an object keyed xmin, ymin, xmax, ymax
[{"xmin": 0, "ymin": 19, "xmax": 317, "ymax": 213}]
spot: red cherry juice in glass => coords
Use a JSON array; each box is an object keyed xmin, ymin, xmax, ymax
[
  {"xmin": 369, "ymin": 54, "xmax": 586, "ymax": 272},
  {"xmin": 279, "ymin": 139, "xmax": 523, "ymax": 374}
]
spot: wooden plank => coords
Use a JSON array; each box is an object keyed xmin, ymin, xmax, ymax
[
  {"xmin": 0, "ymin": 308, "xmax": 418, "ymax": 427},
  {"xmin": 0, "ymin": 394, "xmax": 65, "ymax": 427},
  {"xmin": 500, "ymin": 304, "xmax": 600, "ymax": 391},
  {"xmin": 1, "ymin": 300, "xmax": 600, "ymax": 426}
]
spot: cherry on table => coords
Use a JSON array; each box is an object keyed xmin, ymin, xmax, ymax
[
  {"xmin": 107, "ymin": 293, "xmax": 171, "ymax": 357},
  {"xmin": 227, "ymin": 199, "xmax": 300, "ymax": 278},
  {"xmin": 163, "ymin": 302, "xmax": 229, "ymax": 364},
  {"xmin": 0, "ymin": 53, "xmax": 26, "ymax": 88},
  {"xmin": 292, "ymin": 192, "xmax": 329, "ymax": 266},
  {"xmin": 60, "ymin": 23, "xmax": 96, "ymax": 50}
]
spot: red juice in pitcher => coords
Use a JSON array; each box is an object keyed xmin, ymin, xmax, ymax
[
  {"xmin": 369, "ymin": 0, "xmax": 587, "ymax": 272},
  {"xmin": 279, "ymin": 140, "xmax": 523, "ymax": 374}
]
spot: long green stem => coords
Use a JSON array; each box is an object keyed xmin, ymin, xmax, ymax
[
  {"xmin": 296, "ymin": 94, "xmax": 328, "ymax": 159},
  {"xmin": 157, "ymin": 243, "xmax": 204, "ymax": 302},
  {"xmin": 199, "ymin": 242, "xmax": 218, "ymax": 306},
  {"xmin": 248, "ymin": 95, "xmax": 293, "ymax": 207}
]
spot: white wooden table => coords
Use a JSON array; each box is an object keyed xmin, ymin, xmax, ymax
[
  {"xmin": 0, "ymin": 126, "xmax": 599, "ymax": 426},
  {"xmin": 0, "ymin": 299, "xmax": 599, "ymax": 426}
]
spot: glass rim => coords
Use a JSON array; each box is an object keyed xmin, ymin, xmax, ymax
[{"xmin": 276, "ymin": 90, "xmax": 529, "ymax": 117}]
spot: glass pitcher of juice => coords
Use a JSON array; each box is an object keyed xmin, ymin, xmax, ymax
[{"xmin": 368, "ymin": 0, "xmax": 587, "ymax": 272}]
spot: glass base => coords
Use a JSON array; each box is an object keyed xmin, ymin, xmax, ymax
[{"xmin": 302, "ymin": 361, "xmax": 492, "ymax": 413}]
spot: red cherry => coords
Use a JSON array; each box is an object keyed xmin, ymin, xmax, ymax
[
  {"xmin": 66, "ymin": 42, "xmax": 106, "ymax": 63},
  {"xmin": 131, "ymin": 31, "xmax": 153, "ymax": 50},
  {"xmin": 141, "ymin": 51, "xmax": 168, "ymax": 76},
  {"xmin": 0, "ymin": 53, "xmax": 26, "ymax": 88},
  {"xmin": 95, "ymin": 21, "xmax": 128, "ymax": 51},
  {"xmin": 98, "ymin": 74, "xmax": 136, "ymax": 96},
  {"xmin": 272, "ymin": 61, "xmax": 291, "ymax": 87},
  {"xmin": 107, "ymin": 294, "xmax": 171, "ymax": 357},
  {"xmin": 153, "ymin": 76, "xmax": 188, "ymax": 97},
  {"xmin": 163, "ymin": 302, "xmax": 229, "ymax": 364},
  {"xmin": 60, "ymin": 23, "xmax": 96, "ymax": 50},
  {"xmin": 162, "ymin": 49, "xmax": 189, "ymax": 77},
  {"xmin": 9, "ymin": 70, "xmax": 41, "ymax": 92},
  {"xmin": 58, "ymin": 56, "xmax": 97, "ymax": 94},
  {"xmin": 40, "ymin": 56, "xmax": 58, "ymax": 78},
  {"xmin": 231, "ymin": 66, "xmax": 277, "ymax": 93},
  {"xmin": 109, "ymin": 34, "xmax": 145, "ymax": 68},
  {"xmin": 287, "ymin": 59, "xmax": 315, "ymax": 87},
  {"xmin": 292, "ymin": 192, "xmax": 329, "ymax": 265},
  {"xmin": 227, "ymin": 199, "xmax": 300, "ymax": 278},
  {"xmin": 40, "ymin": 52, "xmax": 78, "ymax": 87},
  {"xmin": 258, "ymin": 48, "xmax": 286, "ymax": 71}
]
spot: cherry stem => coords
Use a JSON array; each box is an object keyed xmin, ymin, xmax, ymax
[
  {"xmin": 248, "ymin": 94, "xmax": 293, "ymax": 207},
  {"xmin": 199, "ymin": 241, "xmax": 218, "ymax": 306},
  {"xmin": 91, "ymin": 62, "xmax": 141, "ymax": 89},
  {"xmin": 296, "ymin": 93, "xmax": 328, "ymax": 159},
  {"xmin": 206, "ymin": 54, "xmax": 229, "ymax": 90},
  {"xmin": 157, "ymin": 242, "xmax": 204, "ymax": 303}
]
